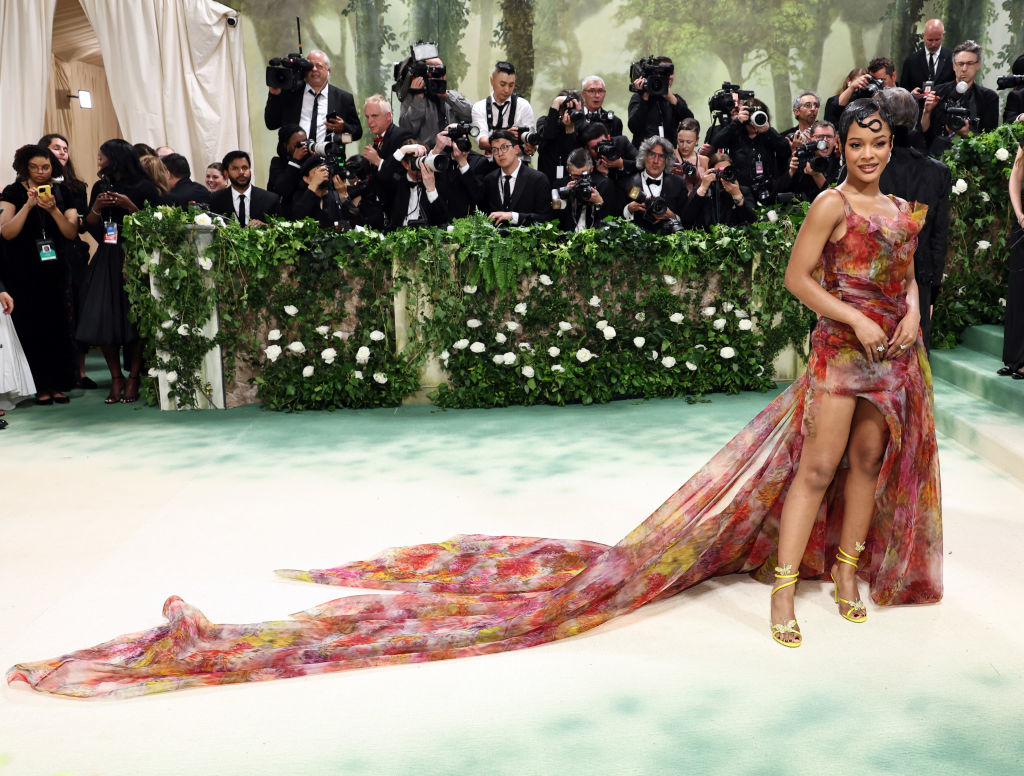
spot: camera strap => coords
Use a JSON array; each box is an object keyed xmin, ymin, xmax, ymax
[{"xmin": 485, "ymin": 94, "xmax": 518, "ymax": 131}]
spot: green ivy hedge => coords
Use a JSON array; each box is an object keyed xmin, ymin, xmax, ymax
[{"xmin": 120, "ymin": 124, "xmax": 1019, "ymax": 410}]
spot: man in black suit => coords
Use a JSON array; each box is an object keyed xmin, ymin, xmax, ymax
[
  {"xmin": 876, "ymin": 87, "xmax": 951, "ymax": 349},
  {"xmin": 622, "ymin": 136, "xmax": 686, "ymax": 233},
  {"xmin": 210, "ymin": 151, "xmax": 281, "ymax": 226},
  {"xmin": 920, "ymin": 40, "xmax": 999, "ymax": 156},
  {"xmin": 1003, "ymin": 54, "xmax": 1024, "ymax": 124},
  {"xmin": 264, "ymin": 50, "xmax": 363, "ymax": 151},
  {"xmin": 428, "ymin": 125, "xmax": 496, "ymax": 220},
  {"xmin": 627, "ymin": 56, "xmax": 694, "ymax": 148},
  {"xmin": 378, "ymin": 147, "xmax": 450, "ymax": 230},
  {"xmin": 470, "ymin": 129, "xmax": 552, "ymax": 225},
  {"xmin": 581, "ymin": 121, "xmax": 637, "ymax": 195},
  {"xmin": 161, "ymin": 154, "xmax": 211, "ymax": 208},
  {"xmin": 361, "ymin": 94, "xmax": 416, "ymax": 188},
  {"xmin": 900, "ymin": 19, "xmax": 955, "ymax": 93},
  {"xmin": 680, "ymin": 153, "xmax": 755, "ymax": 230},
  {"xmin": 579, "ymin": 76, "xmax": 624, "ymax": 137},
  {"xmin": 552, "ymin": 149, "xmax": 615, "ymax": 232}
]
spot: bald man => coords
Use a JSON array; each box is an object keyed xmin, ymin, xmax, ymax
[{"xmin": 900, "ymin": 18, "xmax": 955, "ymax": 93}]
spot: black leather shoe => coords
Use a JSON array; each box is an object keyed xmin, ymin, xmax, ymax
[
  {"xmin": 997, "ymin": 366, "xmax": 1014, "ymax": 376},
  {"xmin": 76, "ymin": 376, "xmax": 98, "ymax": 389},
  {"xmin": 1013, "ymin": 371, "xmax": 1024, "ymax": 380},
  {"xmin": 0, "ymin": 416, "xmax": 7, "ymax": 429}
]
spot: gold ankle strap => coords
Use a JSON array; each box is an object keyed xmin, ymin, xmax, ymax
[{"xmin": 836, "ymin": 542, "xmax": 865, "ymax": 568}]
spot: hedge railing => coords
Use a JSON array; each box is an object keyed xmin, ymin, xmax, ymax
[{"xmin": 121, "ymin": 125, "xmax": 1019, "ymax": 411}]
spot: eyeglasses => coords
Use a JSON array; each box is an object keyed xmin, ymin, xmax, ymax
[
  {"xmin": 954, "ymin": 59, "xmax": 979, "ymax": 68},
  {"xmin": 799, "ymin": 101, "xmax": 820, "ymax": 108},
  {"xmin": 647, "ymin": 151, "xmax": 666, "ymax": 159},
  {"xmin": 812, "ymin": 134, "xmax": 834, "ymax": 141},
  {"xmin": 491, "ymin": 144, "xmax": 516, "ymax": 154},
  {"xmin": 582, "ymin": 88, "xmax": 606, "ymax": 94}
]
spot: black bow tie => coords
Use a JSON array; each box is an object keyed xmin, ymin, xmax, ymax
[
  {"xmin": 645, "ymin": 176, "xmax": 662, "ymax": 187},
  {"xmin": 406, "ymin": 179, "xmax": 420, "ymax": 189}
]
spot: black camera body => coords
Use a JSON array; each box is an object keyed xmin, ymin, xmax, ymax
[
  {"xmin": 709, "ymin": 82, "xmax": 755, "ymax": 119},
  {"xmin": 446, "ymin": 122, "xmax": 480, "ymax": 152},
  {"xmin": 594, "ymin": 139, "xmax": 621, "ymax": 162},
  {"xmin": 392, "ymin": 41, "xmax": 444, "ymax": 101},
  {"xmin": 996, "ymin": 74, "xmax": 1024, "ymax": 89},
  {"xmin": 712, "ymin": 165, "xmax": 737, "ymax": 184},
  {"xmin": 629, "ymin": 57, "xmax": 673, "ymax": 97},
  {"xmin": 794, "ymin": 139, "xmax": 831, "ymax": 173},
  {"xmin": 673, "ymin": 160, "xmax": 696, "ymax": 178},
  {"xmin": 852, "ymin": 76, "xmax": 885, "ymax": 100},
  {"xmin": 585, "ymin": 107, "xmax": 616, "ymax": 127},
  {"xmin": 561, "ymin": 98, "xmax": 586, "ymax": 126},
  {"xmin": 630, "ymin": 189, "xmax": 669, "ymax": 218},
  {"xmin": 266, "ymin": 53, "xmax": 312, "ymax": 93},
  {"xmin": 341, "ymin": 166, "xmax": 371, "ymax": 199},
  {"xmin": 944, "ymin": 104, "xmax": 975, "ymax": 132},
  {"xmin": 517, "ymin": 127, "xmax": 542, "ymax": 147},
  {"xmin": 557, "ymin": 173, "xmax": 594, "ymax": 204}
]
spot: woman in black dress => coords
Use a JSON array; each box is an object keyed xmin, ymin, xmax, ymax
[
  {"xmin": 1001, "ymin": 144, "xmax": 1024, "ymax": 379},
  {"xmin": 0, "ymin": 145, "xmax": 80, "ymax": 404},
  {"xmin": 77, "ymin": 139, "xmax": 160, "ymax": 403}
]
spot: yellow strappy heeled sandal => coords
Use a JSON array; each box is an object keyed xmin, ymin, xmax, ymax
[
  {"xmin": 770, "ymin": 564, "xmax": 802, "ymax": 648},
  {"xmin": 831, "ymin": 543, "xmax": 867, "ymax": 623}
]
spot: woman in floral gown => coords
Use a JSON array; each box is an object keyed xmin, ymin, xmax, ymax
[{"xmin": 7, "ymin": 100, "xmax": 941, "ymax": 698}]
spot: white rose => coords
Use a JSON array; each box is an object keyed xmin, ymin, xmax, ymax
[
  {"xmin": 502, "ymin": 352, "xmax": 517, "ymax": 365},
  {"xmin": 767, "ymin": 210, "xmax": 779, "ymax": 222},
  {"xmin": 264, "ymin": 344, "xmax": 282, "ymax": 362},
  {"xmin": 470, "ymin": 341, "xmax": 486, "ymax": 353},
  {"xmin": 514, "ymin": 302, "xmax": 528, "ymax": 314},
  {"xmin": 551, "ymin": 364, "xmax": 565, "ymax": 373},
  {"xmin": 467, "ymin": 318, "xmax": 482, "ymax": 328},
  {"xmin": 603, "ymin": 326, "xmax": 616, "ymax": 340},
  {"xmin": 575, "ymin": 348, "xmax": 594, "ymax": 363},
  {"xmin": 720, "ymin": 346, "xmax": 736, "ymax": 359},
  {"xmin": 193, "ymin": 212, "xmax": 212, "ymax": 226},
  {"xmin": 197, "ymin": 256, "xmax": 213, "ymax": 271},
  {"xmin": 548, "ymin": 346, "xmax": 561, "ymax": 357},
  {"xmin": 177, "ymin": 324, "xmax": 190, "ymax": 336},
  {"xmin": 355, "ymin": 345, "xmax": 370, "ymax": 363},
  {"xmin": 373, "ymin": 372, "xmax": 388, "ymax": 384},
  {"xmin": 463, "ymin": 284, "xmax": 477, "ymax": 294},
  {"xmin": 739, "ymin": 319, "xmax": 754, "ymax": 331},
  {"xmin": 370, "ymin": 330, "xmax": 385, "ymax": 341},
  {"xmin": 558, "ymin": 321, "xmax": 572, "ymax": 332},
  {"xmin": 153, "ymin": 211, "xmax": 164, "ymax": 221},
  {"xmin": 634, "ymin": 312, "xmax": 646, "ymax": 322},
  {"xmin": 661, "ymin": 356, "xmax": 676, "ymax": 368},
  {"xmin": 320, "ymin": 347, "xmax": 337, "ymax": 363},
  {"xmin": 150, "ymin": 255, "xmax": 160, "ymax": 266},
  {"xmin": 148, "ymin": 367, "xmax": 160, "ymax": 377},
  {"xmin": 492, "ymin": 354, "xmax": 504, "ymax": 365},
  {"xmin": 980, "ymin": 191, "xmax": 990, "ymax": 203},
  {"xmin": 139, "ymin": 263, "xmax": 150, "ymax": 275},
  {"xmin": 633, "ymin": 336, "xmax": 645, "ymax": 348},
  {"xmin": 713, "ymin": 318, "xmax": 727, "ymax": 331},
  {"xmin": 954, "ymin": 178, "xmax": 968, "ymax": 194},
  {"xmin": 649, "ymin": 350, "xmax": 658, "ymax": 360},
  {"xmin": 596, "ymin": 319, "xmax": 608, "ymax": 330},
  {"xmin": 735, "ymin": 309, "xmax": 749, "ymax": 319},
  {"xmin": 315, "ymin": 325, "xmax": 330, "ymax": 336},
  {"xmin": 332, "ymin": 330, "xmax": 345, "ymax": 340},
  {"xmin": 588, "ymin": 295, "xmax": 601, "ymax": 307},
  {"xmin": 161, "ymin": 319, "xmax": 174, "ymax": 330},
  {"xmin": 440, "ymin": 348, "xmax": 450, "ymax": 361},
  {"xmin": 999, "ymin": 297, "xmax": 1007, "ymax": 307},
  {"xmin": 505, "ymin": 321, "xmax": 519, "ymax": 331},
  {"xmin": 302, "ymin": 365, "xmax": 315, "ymax": 378},
  {"xmin": 521, "ymin": 365, "xmax": 535, "ymax": 378},
  {"xmin": 539, "ymin": 274, "xmax": 553, "ymax": 286},
  {"xmin": 495, "ymin": 332, "xmax": 507, "ymax": 344},
  {"xmin": 663, "ymin": 274, "xmax": 677, "ymax": 285},
  {"xmin": 283, "ymin": 305, "xmax": 298, "ymax": 316},
  {"xmin": 996, "ymin": 147, "xmax": 1010, "ymax": 162},
  {"xmin": 267, "ymin": 329, "xmax": 282, "ymax": 341},
  {"xmin": 287, "ymin": 341, "xmax": 306, "ymax": 354},
  {"xmin": 669, "ymin": 312, "xmax": 684, "ymax": 324},
  {"xmin": 722, "ymin": 302, "xmax": 734, "ymax": 313},
  {"xmin": 353, "ymin": 370, "xmax": 363, "ymax": 379},
  {"xmin": 695, "ymin": 344, "xmax": 707, "ymax": 351},
  {"xmin": 686, "ymin": 361, "xmax": 697, "ymax": 371},
  {"xmin": 977, "ymin": 240, "xmax": 991, "ymax": 251},
  {"xmin": 166, "ymin": 370, "xmax": 178, "ymax": 384},
  {"xmin": 702, "ymin": 306, "xmax": 716, "ymax": 317},
  {"xmin": 453, "ymin": 339, "xmax": 470, "ymax": 350}
]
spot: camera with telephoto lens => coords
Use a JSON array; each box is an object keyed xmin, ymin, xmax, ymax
[
  {"xmin": 266, "ymin": 52, "xmax": 312, "ymax": 93},
  {"xmin": 629, "ymin": 188, "xmax": 669, "ymax": 218},
  {"xmin": 340, "ymin": 166, "xmax": 370, "ymax": 199},
  {"xmin": 996, "ymin": 74, "xmax": 1024, "ymax": 89},
  {"xmin": 445, "ymin": 122, "xmax": 480, "ymax": 152},
  {"xmin": 629, "ymin": 57, "xmax": 673, "ymax": 97},
  {"xmin": 709, "ymin": 82, "xmax": 755, "ymax": 119},
  {"xmin": 392, "ymin": 41, "xmax": 444, "ymax": 101},
  {"xmin": 556, "ymin": 173, "xmax": 594, "ymax": 204},
  {"xmin": 712, "ymin": 165, "xmax": 737, "ymax": 183},
  {"xmin": 741, "ymin": 102, "xmax": 769, "ymax": 128},
  {"xmin": 594, "ymin": 139, "xmax": 621, "ymax": 162},
  {"xmin": 794, "ymin": 139, "xmax": 831, "ymax": 173},
  {"xmin": 406, "ymin": 153, "xmax": 451, "ymax": 173},
  {"xmin": 852, "ymin": 76, "xmax": 884, "ymax": 100},
  {"xmin": 516, "ymin": 127, "xmax": 542, "ymax": 147},
  {"xmin": 944, "ymin": 104, "xmax": 975, "ymax": 132}
]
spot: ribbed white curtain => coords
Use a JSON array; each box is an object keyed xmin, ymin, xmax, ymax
[
  {"xmin": 77, "ymin": 0, "xmax": 250, "ymax": 178},
  {"xmin": 0, "ymin": 0, "xmax": 59, "ymax": 174}
]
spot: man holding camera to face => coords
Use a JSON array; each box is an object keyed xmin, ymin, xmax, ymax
[
  {"xmin": 537, "ymin": 91, "xmax": 587, "ymax": 184},
  {"xmin": 622, "ymin": 137, "xmax": 685, "ymax": 234},
  {"xmin": 395, "ymin": 43, "xmax": 473, "ymax": 146},
  {"xmin": 580, "ymin": 122, "xmax": 637, "ymax": 191},
  {"xmin": 552, "ymin": 148, "xmax": 615, "ymax": 232},
  {"xmin": 427, "ymin": 124, "xmax": 495, "ymax": 220},
  {"xmin": 707, "ymin": 97, "xmax": 790, "ymax": 205},
  {"xmin": 920, "ymin": 40, "xmax": 999, "ymax": 156},
  {"xmin": 775, "ymin": 120, "xmax": 840, "ymax": 202},
  {"xmin": 471, "ymin": 62, "xmax": 536, "ymax": 153},
  {"xmin": 378, "ymin": 143, "xmax": 450, "ymax": 230},
  {"xmin": 627, "ymin": 56, "xmax": 694, "ymax": 149},
  {"xmin": 680, "ymin": 153, "xmax": 755, "ymax": 230},
  {"xmin": 264, "ymin": 50, "xmax": 363, "ymax": 151}
]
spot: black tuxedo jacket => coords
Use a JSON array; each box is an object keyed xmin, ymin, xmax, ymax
[
  {"xmin": 264, "ymin": 84, "xmax": 363, "ymax": 141},
  {"xmin": 209, "ymin": 186, "xmax": 281, "ymax": 224},
  {"xmin": 900, "ymin": 47, "xmax": 955, "ymax": 93},
  {"xmin": 627, "ymin": 93, "xmax": 693, "ymax": 148},
  {"xmin": 476, "ymin": 163, "xmax": 553, "ymax": 225},
  {"xmin": 1005, "ymin": 88, "xmax": 1024, "ymax": 124},
  {"xmin": 554, "ymin": 173, "xmax": 616, "ymax": 231},
  {"xmin": 368, "ymin": 124, "xmax": 417, "ymax": 199},
  {"xmin": 622, "ymin": 171, "xmax": 687, "ymax": 232},
  {"xmin": 381, "ymin": 178, "xmax": 449, "ymax": 231},
  {"xmin": 436, "ymin": 152, "xmax": 496, "ymax": 220},
  {"xmin": 166, "ymin": 178, "xmax": 211, "ymax": 208},
  {"xmin": 679, "ymin": 182, "xmax": 755, "ymax": 230}
]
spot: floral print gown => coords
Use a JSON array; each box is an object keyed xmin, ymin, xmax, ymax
[{"xmin": 7, "ymin": 195, "xmax": 941, "ymax": 699}]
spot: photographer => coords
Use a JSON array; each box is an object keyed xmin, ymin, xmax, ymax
[
  {"xmin": 379, "ymin": 144, "xmax": 449, "ymax": 230},
  {"xmin": 781, "ymin": 91, "xmax": 820, "ymax": 140},
  {"xmin": 920, "ymin": 40, "xmax": 999, "ymax": 156},
  {"xmin": 538, "ymin": 91, "xmax": 586, "ymax": 184},
  {"xmin": 471, "ymin": 61, "xmax": 536, "ymax": 153},
  {"xmin": 428, "ymin": 124, "xmax": 495, "ymax": 219},
  {"xmin": 396, "ymin": 50, "xmax": 473, "ymax": 146},
  {"xmin": 707, "ymin": 97, "xmax": 790, "ymax": 204},
  {"xmin": 775, "ymin": 121, "xmax": 840, "ymax": 202},
  {"xmin": 673, "ymin": 118, "xmax": 709, "ymax": 194},
  {"xmin": 581, "ymin": 121, "xmax": 637, "ymax": 192},
  {"xmin": 362, "ymin": 94, "xmax": 416, "ymax": 190},
  {"xmin": 469, "ymin": 129, "xmax": 552, "ymax": 225},
  {"xmin": 868, "ymin": 57, "xmax": 899, "ymax": 88},
  {"xmin": 290, "ymin": 154, "xmax": 351, "ymax": 228},
  {"xmin": 264, "ymin": 50, "xmax": 363, "ymax": 150},
  {"xmin": 266, "ymin": 124, "xmax": 310, "ymax": 210},
  {"xmin": 823, "ymin": 68, "xmax": 868, "ymax": 126},
  {"xmin": 680, "ymin": 153, "xmax": 755, "ymax": 230},
  {"xmin": 552, "ymin": 148, "xmax": 615, "ymax": 232},
  {"xmin": 580, "ymin": 76, "xmax": 624, "ymax": 136},
  {"xmin": 627, "ymin": 56, "xmax": 694, "ymax": 148},
  {"xmin": 622, "ymin": 136, "xmax": 685, "ymax": 234},
  {"xmin": 900, "ymin": 18, "xmax": 955, "ymax": 93},
  {"xmin": 162, "ymin": 153, "xmax": 211, "ymax": 208},
  {"xmin": 333, "ymin": 155, "xmax": 387, "ymax": 230},
  {"xmin": 1003, "ymin": 54, "xmax": 1024, "ymax": 124}
]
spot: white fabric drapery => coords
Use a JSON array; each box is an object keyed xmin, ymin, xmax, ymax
[
  {"xmin": 0, "ymin": 0, "xmax": 59, "ymax": 173},
  {"xmin": 77, "ymin": 0, "xmax": 250, "ymax": 176}
]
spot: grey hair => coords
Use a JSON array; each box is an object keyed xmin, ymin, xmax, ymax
[
  {"xmin": 581, "ymin": 75, "xmax": 605, "ymax": 90},
  {"xmin": 953, "ymin": 40, "xmax": 982, "ymax": 60},
  {"xmin": 792, "ymin": 90, "xmax": 820, "ymax": 111},
  {"xmin": 308, "ymin": 49, "xmax": 331, "ymax": 68},
  {"xmin": 874, "ymin": 87, "xmax": 919, "ymax": 130},
  {"xmin": 636, "ymin": 136, "xmax": 673, "ymax": 169}
]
